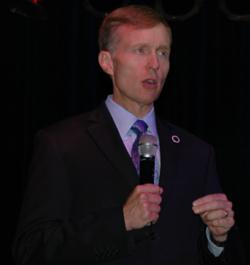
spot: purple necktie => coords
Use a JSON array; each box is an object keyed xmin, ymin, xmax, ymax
[{"xmin": 130, "ymin": 120, "xmax": 148, "ymax": 173}]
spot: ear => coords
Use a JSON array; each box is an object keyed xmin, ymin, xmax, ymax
[{"xmin": 98, "ymin": 51, "xmax": 114, "ymax": 75}]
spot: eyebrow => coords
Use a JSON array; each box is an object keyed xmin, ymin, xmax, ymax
[
  {"xmin": 131, "ymin": 43, "xmax": 170, "ymax": 50},
  {"xmin": 157, "ymin": 45, "xmax": 170, "ymax": 50}
]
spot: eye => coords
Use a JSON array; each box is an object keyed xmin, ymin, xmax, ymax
[
  {"xmin": 157, "ymin": 50, "xmax": 170, "ymax": 58},
  {"xmin": 134, "ymin": 46, "xmax": 148, "ymax": 54},
  {"xmin": 136, "ymin": 48, "xmax": 144, "ymax": 54}
]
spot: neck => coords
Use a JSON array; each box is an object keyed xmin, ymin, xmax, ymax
[{"xmin": 112, "ymin": 97, "xmax": 153, "ymax": 118}]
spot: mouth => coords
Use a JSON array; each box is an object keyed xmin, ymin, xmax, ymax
[{"xmin": 142, "ymin": 79, "xmax": 158, "ymax": 89}]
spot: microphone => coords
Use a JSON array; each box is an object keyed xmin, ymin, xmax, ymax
[{"xmin": 138, "ymin": 134, "xmax": 158, "ymax": 184}]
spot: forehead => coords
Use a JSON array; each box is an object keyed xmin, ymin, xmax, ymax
[{"xmin": 115, "ymin": 23, "xmax": 171, "ymax": 49}]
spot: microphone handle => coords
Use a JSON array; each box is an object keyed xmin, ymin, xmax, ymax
[
  {"xmin": 140, "ymin": 156, "xmax": 158, "ymax": 231},
  {"xmin": 139, "ymin": 156, "xmax": 155, "ymax": 184}
]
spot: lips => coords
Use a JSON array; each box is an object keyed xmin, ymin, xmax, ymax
[
  {"xmin": 142, "ymin": 79, "xmax": 158, "ymax": 89},
  {"xmin": 144, "ymin": 79, "xmax": 157, "ymax": 84}
]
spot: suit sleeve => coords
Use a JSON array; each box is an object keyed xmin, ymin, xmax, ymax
[
  {"xmin": 12, "ymin": 130, "xmax": 153, "ymax": 265},
  {"xmin": 198, "ymin": 146, "xmax": 246, "ymax": 265}
]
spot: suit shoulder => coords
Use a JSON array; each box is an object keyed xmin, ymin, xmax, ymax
[
  {"xmin": 35, "ymin": 105, "xmax": 108, "ymax": 145},
  {"xmin": 33, "ymin": 104, "xmax": 110, "ymax": 148},
  {"xmin": 39, "ymin": 112, "xmax": 91, "ymax": 137}
]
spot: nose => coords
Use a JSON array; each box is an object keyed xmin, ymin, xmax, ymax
[{"xmin": 147, "ymin": 52, "xmax": 160, "ymax": 71}]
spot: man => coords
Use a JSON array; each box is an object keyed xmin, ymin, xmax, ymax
[{"xmin": 13, "ymin": 5, "xmax": 244, "ymax": 265}]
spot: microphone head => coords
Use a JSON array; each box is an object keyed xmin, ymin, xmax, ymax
[{"xmin": 138, "ymin": 134, "xmax": 158, "ymax": 158}]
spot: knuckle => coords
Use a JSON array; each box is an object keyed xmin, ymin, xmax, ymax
[
  {"xmin": 157, "ymin": 195, "xmax": 162, "ymax": 204},
  {"xmin": 135, "ymin": 185, "xmax": 142, "ymax": 194},
  {"xmin": 229, "ymin": 217, "xmax": 235, "ymax": 226},
  {"xmin": 211, "ymin": 219, "xmax": 219, "ymax": 226},
  {"xmin": 139, "ymin": 193, "xmax": 147, "ymax": 201},
  {"xmin": 142, "ymin": 201, "xmax": 149, "ymax": 210},
  {"xmin": 222, "ymin": 193, "xmax": 228, "ymax": 200},
  {"xmin": 156, "ymin": 205, "xmax": 161, "ymax": 212}
]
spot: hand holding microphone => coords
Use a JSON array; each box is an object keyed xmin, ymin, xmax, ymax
[{"xmin": 123, "ymin": 133, "xmax": 163, "ymax": 231}]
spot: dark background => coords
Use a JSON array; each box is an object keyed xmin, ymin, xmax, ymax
[{"xmin": 4, "ymin": 0, "xmax": 250, "ymax": 264}]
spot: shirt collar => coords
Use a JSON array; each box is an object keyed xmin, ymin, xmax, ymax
[{"xmin": 105, "ymin": 95, "xmax": 158, "ymax": 139}]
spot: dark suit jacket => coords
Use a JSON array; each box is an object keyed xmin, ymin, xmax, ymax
[{"xmin": 12, "ymin": 104, "xmax": 245, "ymax": 265}]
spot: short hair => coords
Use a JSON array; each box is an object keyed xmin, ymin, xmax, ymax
[{"xmin": 98, "ymin": 5, "xmax": 172, "ymax": 52}]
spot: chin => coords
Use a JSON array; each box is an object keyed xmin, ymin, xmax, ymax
[
  {"xmin": 143, "ymin": 93, "xmax": 161, "ymax": 104},
  {"xmin": 139, "ymin": 99, "xmax": 157, "ymax": 107}
]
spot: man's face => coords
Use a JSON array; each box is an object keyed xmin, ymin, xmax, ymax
[{"xmin": 99, "ymin": 23, "xmax": 171, "ymax": 116}]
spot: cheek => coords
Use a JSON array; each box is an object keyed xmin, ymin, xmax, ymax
[
  {"xmin": 118, "ymin": 63, "xmax": 139, "ymax": 82},
  {"xmin": 113, "ymin": 65, "xmax": 134, "ymax": 91},
  {"xmin": 161, "ymin": 62, "xmax": 170, "ymax": 79}
]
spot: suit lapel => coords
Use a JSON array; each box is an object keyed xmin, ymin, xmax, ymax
[
  {"xmin": 157, "ymin": 118, "xmax": 181, "ymax": 191},
  {"xmin": 86, "ymin": 104, "xmax": 138, "ymax": 189},
  {"xmin": 86, "ymin": 106, "xmax": 182, "ymax": 191}
]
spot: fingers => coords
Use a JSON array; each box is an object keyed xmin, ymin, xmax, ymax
[
  {"xmin": 207, "ymin": 214, "xmax": 235, "ymax": 242},
  {"xmin": 123, "ymin": 184, "xmax": 163, "ymax": 231},
  {"xmin": 192, "ymin": 193, "xmax": 232, "ymax": 215},
  {"xmin": 192, "ymin": 193, "xmax": 235, "ymax": 239},
  {"xmin": 135, "ymin": 184, "xmax": 163, "ymax": 195},
  {"xmin": 201, "ymin": 208, "xmax": 234, "ymax": 221},
  {"xmin": 193, "ymin": 193, "xmax": 228, "ymax": 205},
  {"xmin": 202, "ymin": 208, "xmax": 234, "ymax": 228}
]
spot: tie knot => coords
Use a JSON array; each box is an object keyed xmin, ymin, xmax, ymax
[{"xmin": 131, "ymin": 120, "xmax": 148, "ymax": 137}]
